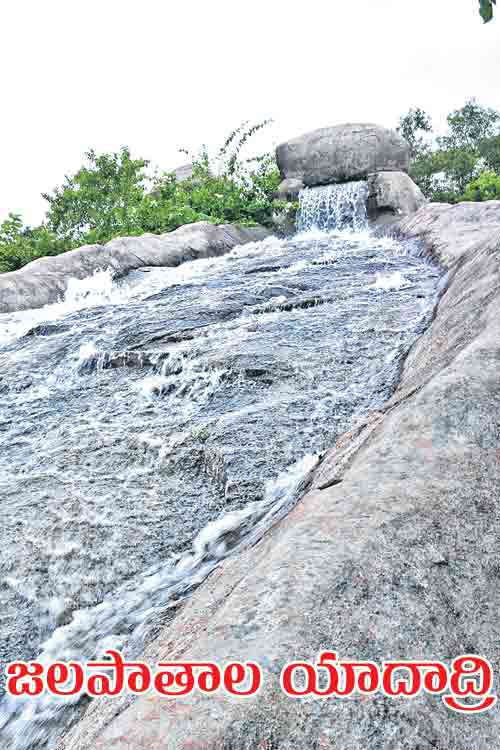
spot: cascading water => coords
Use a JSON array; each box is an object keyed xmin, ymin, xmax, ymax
[
  {"xmin": 0, "ymin": 192, "xmax": 442, "ymax": 749},
  {"xmin": 297, "ymin": 181, "xmax": 369, "ymax": 233}
]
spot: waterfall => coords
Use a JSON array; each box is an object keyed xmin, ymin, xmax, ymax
[
  {"xmin": 0, "ymin": 213, "xmax": 441, "ymax": 750},
  {"xmin": 297, "ymin": 181, "xmax": 369, "ymax": 233}
]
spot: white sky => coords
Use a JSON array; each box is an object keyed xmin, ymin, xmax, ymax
[{"xmin": 1, "ymin": 0, "xmax": 499, "ymax": 225}]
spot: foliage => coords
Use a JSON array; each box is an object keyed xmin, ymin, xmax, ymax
[
  {"xmin": 42, "ymin": 147, "xmax": 149, "ymax": 245},
  {"xmin": 143, "ymin": 136, "xmax": 284, "ymax": 233},
  {"xmin": 0, "ymin": 213, "xmax": 66, "ymax": 273},
  {"xmin": 435, "ymin": 148, "xmax": 479, "ymax": 195},
  {"xmin": 157, "ymin": 120, "xmax": 284, "ymax": 228},
  {"xmin": 479, "ymin": 0, "xmax": 496, "ymax": 22},
  {"xmin": 397, "ymin": 108, "xmax": 433, "ymax": 159},
  {"xmin": 0, "ymin": 122, "xmax": 286, "ymax": 273},
  {"xmin": 437, "ymin": 100, "xmax": 500, "ymax": 151},
  {"xmin": 462, "ymin": 171, "xmax": 500, "ymax": 201},
  {"xmin": 477, "ymin": 136, "xmax": 500, "ymax": 173},
  {"xmin": 400, "ymin": 98, "xmax": 500, "ymax": 203},
  {"xmin": 408, "ymin": 151, "xmax": 442, "ymax": 197}
]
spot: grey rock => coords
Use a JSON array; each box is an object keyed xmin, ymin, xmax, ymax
[
  {"xmin": 273, "ymin": 177, "xmax": 305, "ymax": 200},
  {"xmin": 171, "ymin": 163, "xmax": 196, "ymax": 182},
  {"xmin": 367, "ymin": 170, "xmax": 427, "ymax": 219},
  {"xmin": 148, "ymin": 164, "xmax": 196, "ymax": 198},
  {"xmin": 172, "ymin": 163, "xmax": 215, "ymax": 184},
  {"xmin": 61, "ymin": 201, "xmax": 500, "ymax": 749},
  {"xmin": 0, "ymin": 222, "xmax": 272, "ymax": 314},
  {"xmin": 271, "ymin": 211, "xmax": 296, "ymax": 238},
  {"xmin": 276, "ymin": 123, "xmax": 410, "ymax": 187},
  {"xmin": 271, "ymin": 179, "xmax": 302, "ymax": 236},
  {"xmin": 398, "ymin": 199, "xmax": 500, "ymax": 265}
]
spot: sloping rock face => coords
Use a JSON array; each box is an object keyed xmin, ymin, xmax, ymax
[
  {"xmin": 367, "ymin": 170, "xmax": 427, "ymax": 219},
  {"xmin": 0, "ymin": 222, "xmax": 271, "ymax": 314},
  {"xmin": 61, "ymin": 202, "xmax": 500, "ymax": 750},
  {"xmin": 276, "ymin": 123, "xmax": 410, "ymax": 187}
]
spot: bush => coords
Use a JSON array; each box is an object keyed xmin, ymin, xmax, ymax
[
  {"xmin": 0, "ymin": 122, "xmax": 288, "ymax": 273},
  {"xmin": 461, "ymin": 171, "xmax": 500, "ymax": 201},
  {"xmin": 400, "ymin": 99, "xmax": 500, "ymax": 203},
  {"xmin": 0, "ymin": 214, "xmax": 67, "ymax": 273},
  {"xmin": 145, "ymin": 123, "xmax": 285, "ymax": 231}
]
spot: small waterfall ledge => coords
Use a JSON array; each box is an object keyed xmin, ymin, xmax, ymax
[{"xmin": 297, "ymin": 181, "xmax": 369, "ymax": 233}]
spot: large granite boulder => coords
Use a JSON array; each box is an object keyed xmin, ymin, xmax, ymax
[
  {"xmin": 0, "ymin": 223, "xmax": 271, "ymax": 314},
  {"xmin": 276, "ymin": 123, "xmax": 410, "ymax": 187},
  {"xmin": 367, "ymin": 170, "xmax": 427, "ymax": 221},
  {"xmin": 61, "ymin": 201, "xmax": 500, "ymax": 750}
]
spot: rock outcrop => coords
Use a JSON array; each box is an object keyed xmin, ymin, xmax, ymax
[
  {"xmin": 60, "ymin": 200, "xmax": 500, "ymax": 750},
  {"xmin": 276, "ymin": 123, "xmax": 410, "ymax": 187},
  {"xmin": 0, "ymin": 222, "xmax": 271, "ymax": 314},
  {"xmin": 367, "ymin": 170, "xmax": 427, "ymax": 220},
  {"xmin": 171, "ymin": 163, "xmax": 196, "ymax": 182},
  {"xmin": 274, "ymin": 177, "xmax": 305, "ymax": 201}
]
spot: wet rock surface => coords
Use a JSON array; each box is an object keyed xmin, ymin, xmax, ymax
[
  {"xmin": 58, "ymin": 201, "xmax": 500, "ymax": 750},
  {"xmin": 0, "ymin": 222, "xmax": 271, "ymax": 314},
  {"xmin": 0, "ymin": 216, "xmax": 440, "ymax": 748}
]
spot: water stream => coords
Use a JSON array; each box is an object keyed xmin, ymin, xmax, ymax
[{"xmin": 0, "ymin": 182, "xmax": 442, "ymax": 748}]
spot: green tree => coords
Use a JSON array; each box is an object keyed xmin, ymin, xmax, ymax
[
  {"xmin": 437, "ymin": 99, "xmax": 500, "ymax": 151},
  {"xmin": 397, "ymin": 108, "xmax": 433, "ymax": 159},
  {"xmin": 43, "ymin": 147, "xmax": 149, "ymax": 245},
  {"xmin": 144, "ymin": 121, "xmax": 284, "ymax": 232},
  {"xmin": 478, "ymin": 135, "xmax": 500, "ymax": 172},
  {"xmin": 438, "ymin": 148, "xmax": 479, "ymax": 194},
  {"xmin": 409, "ymin": 151, "xmax": 444, "ymax": 198},
  {"xmin": 462, "ymin": 171, "xmax": 500, "ymax": 201},
  {"xmin": 0, "ymin": 121, "xmax": 296, "ymax": 273},
  {"xmin": 0, "ymin": 214, "xmax": 65, "ymax": 273},
  {"xmin": 401, "ymin": 99, "xmax": 500, "ymax": 202}
]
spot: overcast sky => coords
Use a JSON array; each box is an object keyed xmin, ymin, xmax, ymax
[{"xmin": 1, "ymin": 0, "xmax": 499, "ymax": 224}]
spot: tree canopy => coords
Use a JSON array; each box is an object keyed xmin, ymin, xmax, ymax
[
  {"xmin": 0, "ymin": 122, "xmax": 290, "ymax": 273},
  {"xmin": 398, "ymin": 98, "xmax": 500, "ymax": 204}
]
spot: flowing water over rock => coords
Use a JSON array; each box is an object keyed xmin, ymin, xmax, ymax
[
  {"xmin": 0, "ymin": 184, "xmax": 442, "ymax": 748},
  {"xmin": 297, "ymin": 182, "xmax": 369, "ymax": 233}
]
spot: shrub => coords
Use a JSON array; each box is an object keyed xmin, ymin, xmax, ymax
[
  {"xmin": 461, "ymin": 171, "xmax": 500, "ymax": 201},
  {"xmin": 0, "ymin": 214, "xmax": 67, "ymax": 273},
  {"xmin": 0, "ymin": 122, "xmax": 287, "ymax": 273},
  {"xmin": 400, "ymin": 99, "xmax": 500, "ymax": 202},
  {"xmin": 42, "ymin": 147, "xmax": 149, "ymax": 245}
]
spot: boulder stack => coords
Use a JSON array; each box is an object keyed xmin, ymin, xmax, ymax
[{"xmin": 276, "ymin": 123, "xmax": 410, "ymax": 187}]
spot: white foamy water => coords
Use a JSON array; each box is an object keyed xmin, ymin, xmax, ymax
[
  {"xmin": 75, "ymin": 341, "xmax": 99, "ymax": 369},
  {"xmin": 0, "ymin": 453, "xmax": 319, "ymax": 749},
  {"xmin": 0, "ymin": 184, "xmax": 443, "ymax": 750},
  {"xmin": 127, "ymin": 235, "xmax": 288, "ymax": 300},
  {"xmin": 63, "ymin": 269, "xmax": 128, "ymax": 307},
  {"xmin": 0, "ymin": 270, "xmax": 133, "ymax": 347},
  {"xmin": 297, "ymin": 182, "xmax": 369, "ymax": 234},
  {"xmin": 0, "ymin": 235, "xmax": 289, "ymax": 348},
  {"xmin": 131, "ymin": 351, "xmax": 229, "ymax": 407},
  {"xmin": 370, "ymin": 270, "xmax": 411, "ymax": 291}
]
